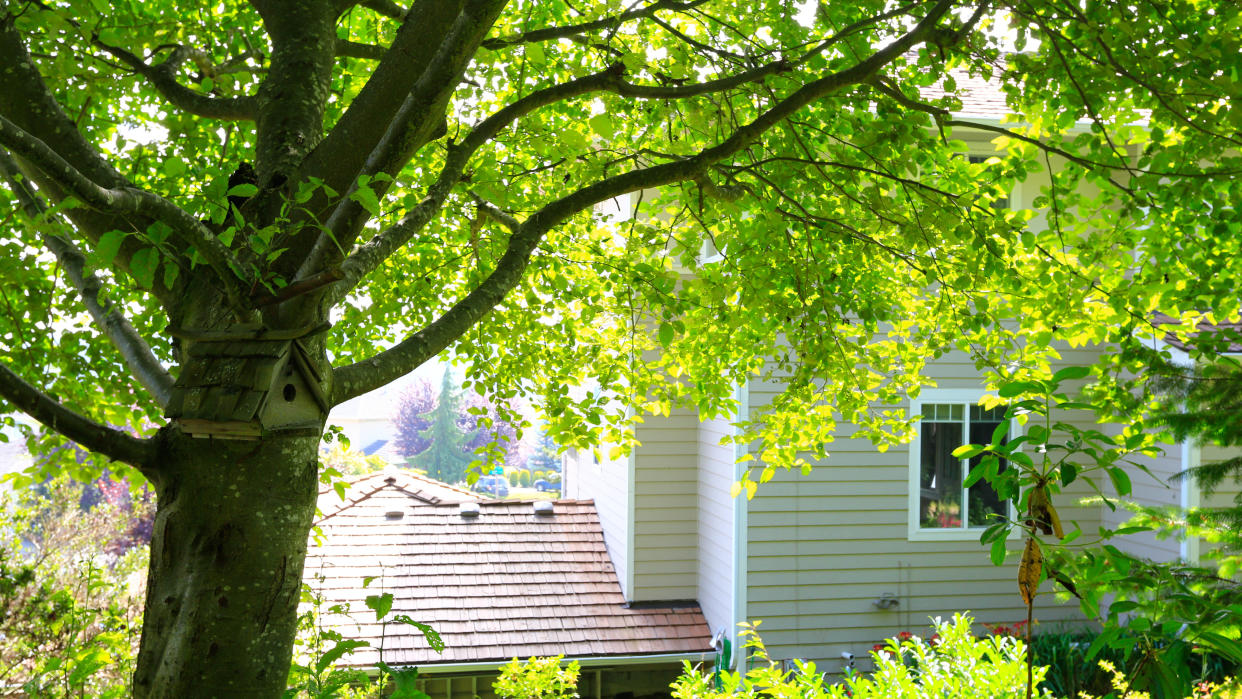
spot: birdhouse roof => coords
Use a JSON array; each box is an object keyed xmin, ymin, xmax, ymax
[{"xmin": 166, "ymin": 338, "xmax": 328, "ymax": 423}]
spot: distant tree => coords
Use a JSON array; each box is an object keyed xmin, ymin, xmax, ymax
[
  {"xmin": 409, "ymin": 370, "xmax": 474, "ymax": 483},
  {"xmin": 527, "ymin": 430, "xmax": 561, "ymax": 473},
  {"xmin": 393, "ymin": 373, "xmax": 521, "ymax": 468},
  {"xmin": 461, "ymin": 390, "xmax": 521, "ymax": 468},
  {"xmin": 391, "ymin": 379, "xmax": 436, "ymax": 459}
]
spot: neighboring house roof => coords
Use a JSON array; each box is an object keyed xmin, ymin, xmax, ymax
[
  {"xmin": 360, "ymin": 439, "xmax": 388, "ymax": 456},
  {"xmin": 1153, "ymin": 312, "xmax": 1242, "ymax": 353},
  {"xmin": 317, "ymin": 469, "xmax": 477, "ymax": 519},
  {"xmin": 919, "ymin": 69, "xmax": 1013, "ymax": 120},
  {"xmin": 304, "ymin": 481, "xmax": 713, "ymax": 668}
]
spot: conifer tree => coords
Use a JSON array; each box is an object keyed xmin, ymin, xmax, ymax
[{"xmin": 410, "ymin": 370, "xmax": 474, "ymax": 484}]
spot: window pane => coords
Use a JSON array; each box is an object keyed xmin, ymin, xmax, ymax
[
  {"xmin": 967, "ymin": 417, "xmax": 1007, "ymax": 526},
  {"xmin": 920, "ymin": 421, "xmax": 963, "ymax": 528}
]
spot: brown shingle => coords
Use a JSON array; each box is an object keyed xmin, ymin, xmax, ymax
[{"xmin": 305, "ymin": 479, "xmax": 713, "ymax": 668}]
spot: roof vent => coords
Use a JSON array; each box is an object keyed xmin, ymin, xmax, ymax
[
  {"xmin": 459, "ymin": 502, "xmax": 480, "ymax": 518},
  {"xmin": 385, "ymin": 510, "xmax": 404, "ymax": 520},
  {"xmin": 533, "ymin": 501, "xmax": 554, "ymax": 516}
]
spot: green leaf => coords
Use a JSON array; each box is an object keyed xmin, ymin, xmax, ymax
[
  {"xmin": 376, "ymin": 662, "xmax": 428, "ymax": 699},
  {"xmin": 561, "ymin": 130, "xmax": 589, "ymax": 149},
  {"xmin": 162, "ymin": 262, "xmax": 180, "ymax": 290},
  {"xmin": 1106, "ymin": 467, "xmax": 1132, "ymax": 496},
  {"xmin": 315, "ymin": 639, "xmax": 370, "ymax": 673},
  {"xmin": 658, "ymin": 322, "xmax": 675, "ymax": 347},
  {"xmin": 997, "ymin": 381, "xmax": 1042, "ymax": 397},
  {"xmin": 365, "ymin": 591, "xmax": 393, "ymax": 620},
  {"xmin": 525, "ymin": 42, "xmax": 545, "ymax": 65},
  {"xmin": 963, "ymin": 458, "xmax": 989, "ymax": 488},
  {"xmin": 589, "ymin": 113, "xmax": 614, "ymax": 139},
  {"xmin": 990, "ymin": 536, "xmax": 1007, "ymax": 566},
  {"xmin": 1060, "ymin": 461, "xmax": 1078, "ymax": 487},
  {"xmin": 952, "ymin": 444, "xmax": 985, "ymax": 459},
  {"xmin": 227, "ymin": 183, "xmax": 258, "ymax": 198},
  {"xmin": 67, "ymin": 647, "xmax": 110, "ymax": 686},
  {"xmin": 96, "ymin": 230, "xmax": 126, "ymax": 267},
  {"xmin": 1051, "ymin": 365, "xmax": 1091, "ymax": 383},
  {"xmin": 350, "ymin": 185, "xmax": 382, "ymax": 217},
  {"xmin": 390, "ymin": 615, "xmax": 445, "ymax": 653},
  {"xmin": 130, "ymin": 247, "xmax": 158, "ymax": 289}
]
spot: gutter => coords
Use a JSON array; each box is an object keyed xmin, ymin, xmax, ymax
[
  {"xmin": 730, "ymin": 379, "xmax": 750, "ymax": 671},
  {"xmin": 1180, "ymin": 438, "xmax": 1201, "ymax": 563},
  {"xmin": 362, "ymin": 650, "xmax": 714, "ymax": 677}
]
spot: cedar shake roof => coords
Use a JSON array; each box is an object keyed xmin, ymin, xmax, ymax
[
  {"xmin": 317, "ymin": 469, "xmax": 478, "ymax": 518},
  {"xmin": 1152, "ymin": 313, "xmax": 1242, "ymax": 353},
  {"xmin": 919, "ymin": 70, "xmax": 1013, "ymax": 120},
  {"xmin": 304, "ymin": 484, "xmax": 713, "ymax": 668}
]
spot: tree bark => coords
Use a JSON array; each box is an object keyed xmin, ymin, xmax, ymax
[{"xmin": 134, "ymin": 426, "xmax": 321, "ymax": 698}]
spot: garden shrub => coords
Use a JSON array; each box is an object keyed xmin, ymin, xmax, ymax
[
  {"xmin": 509, "ymin": 471, "xmax": 520, "ymax": 487},
  {"xmin": 518, "ymin": 470, "xmax": 531, "ymax": 487},
  {"xmin": 1030, "ymin": 626, "xmax": 1241, "ymax": 699},
  {"xmin": 0, "ymin": 477, "xmax": 149, "ymax": 697},
  {"xmin": 494, "ymin": 655, "xmax": 579, "ymax": 698},
  {"xmin": 671, "ymin": 614, "xmax": 1052, "ymax": 698}
]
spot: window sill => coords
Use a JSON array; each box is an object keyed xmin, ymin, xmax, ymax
[{"xmin": 907, "ymin": 527, "xmax": 990, "ymax": 542}]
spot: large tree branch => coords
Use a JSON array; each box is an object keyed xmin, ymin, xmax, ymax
[
  {"xmin": 299, "ymin": 0, "xmax": 469, "ymax": 196},
  {"xmin": 316, "ymin": 25, "xmax": 890, "ymax": 294},
  {"xmin": 0, "ymin": 363, "xmax": 155, "ymax": 471},
  {"xmin": 0, "ymin": 13, "xmax": 185, "ymax": 308},
  {"xmin": 330, "ymin": 0, "xmax": 956, "ymax": 402},
  {"xmin": 359, "ymin": 0, "xmax": 406, "ymax": 19},
  {"xmin": 479, "ymin": 0, "xmax": 709, "ymax": 50},
  {"xmin": 93, "ymin": 41, "xmax": 259, "ymax": 121},
  {"xmin": 302, "ymin": 0, "xmax": 509, "ymax": 276},
  {"xmin": 0, "ymin": 116, "xmax": 253, "ymax": 312},
  {"xmin": 0, "ymin": 150, "xmax": 175, "ymax": 407}
]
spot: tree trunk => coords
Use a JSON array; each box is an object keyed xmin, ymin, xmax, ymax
[{"xmin": 134, "ymin": 426, "xmax": 321, "ymax": 698}]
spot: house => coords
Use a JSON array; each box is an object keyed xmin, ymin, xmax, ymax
[
  {"xmin": 557, "ymin": 77, "xmax": 1234, "ymax": 675},
  {"xmin": 304, "ymin": 469, "xmax": 715, "ymax": 698}
]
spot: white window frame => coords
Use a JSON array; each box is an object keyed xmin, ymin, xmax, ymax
[{"xmin": 907, "ymin": 389, "xmax": 1017, "ymax": 542}]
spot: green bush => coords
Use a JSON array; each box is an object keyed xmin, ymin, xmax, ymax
[
  {"xmin": 1030, "ymin": 627, "xmax": 1241, "ymax": 699},
  {"xmin": 671, "ymin": 614, "xmax": 1051, "ymax": 698},
  {"xmin": 518, "ymin": 470, "xmax": 531, "ymax": 487},
  {"xmin": 508, "ymin": 471, "xmax": 520, "ymax": 487},
  {"xmin": 546, "ymin": 473, "xmax": 561, "ymax": 485},
  {"xmin": 494, "ymin": 656, "xmax": 579, "ymax": 698}
]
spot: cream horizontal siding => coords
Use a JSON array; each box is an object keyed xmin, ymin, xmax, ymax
[
  {"xmin": 631, "ymin": 407, "xmax": 700, "ymax": 601},
  {"xmin": 563, "ymin": 446, "xmax": 631, "ymax": 597},
  {"xmin": 742, "ymin": 346, "xmax": 1106, "ymax": 674},
  {"xmin": 1196, "ymin": 443, "xmax": 1241, "ymax": 566},
  {"xmin": 697, "ymin": 415, "xmax": 736, "ymax": 637},
  {"xmin": 1101, "ymin": 431, "xmax": 1183, "ymax": 562}
]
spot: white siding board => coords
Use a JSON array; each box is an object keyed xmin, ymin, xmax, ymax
[{"xmin": 698, "ymin": 415, "xmax": 736, "ymax": 637}]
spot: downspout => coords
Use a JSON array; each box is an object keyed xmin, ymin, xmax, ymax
[
  {"xmin": 730, "ymin": 379, "xmax": 750, "ymax": 670},
  {"xmin": 1180, "ymin": 438, "xmax": 1201, "ymax": 563}
]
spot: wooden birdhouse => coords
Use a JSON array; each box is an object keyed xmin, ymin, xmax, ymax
[{"xmin": 165, "ymin": 337, "xmax": 329, "ymax": 439}]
